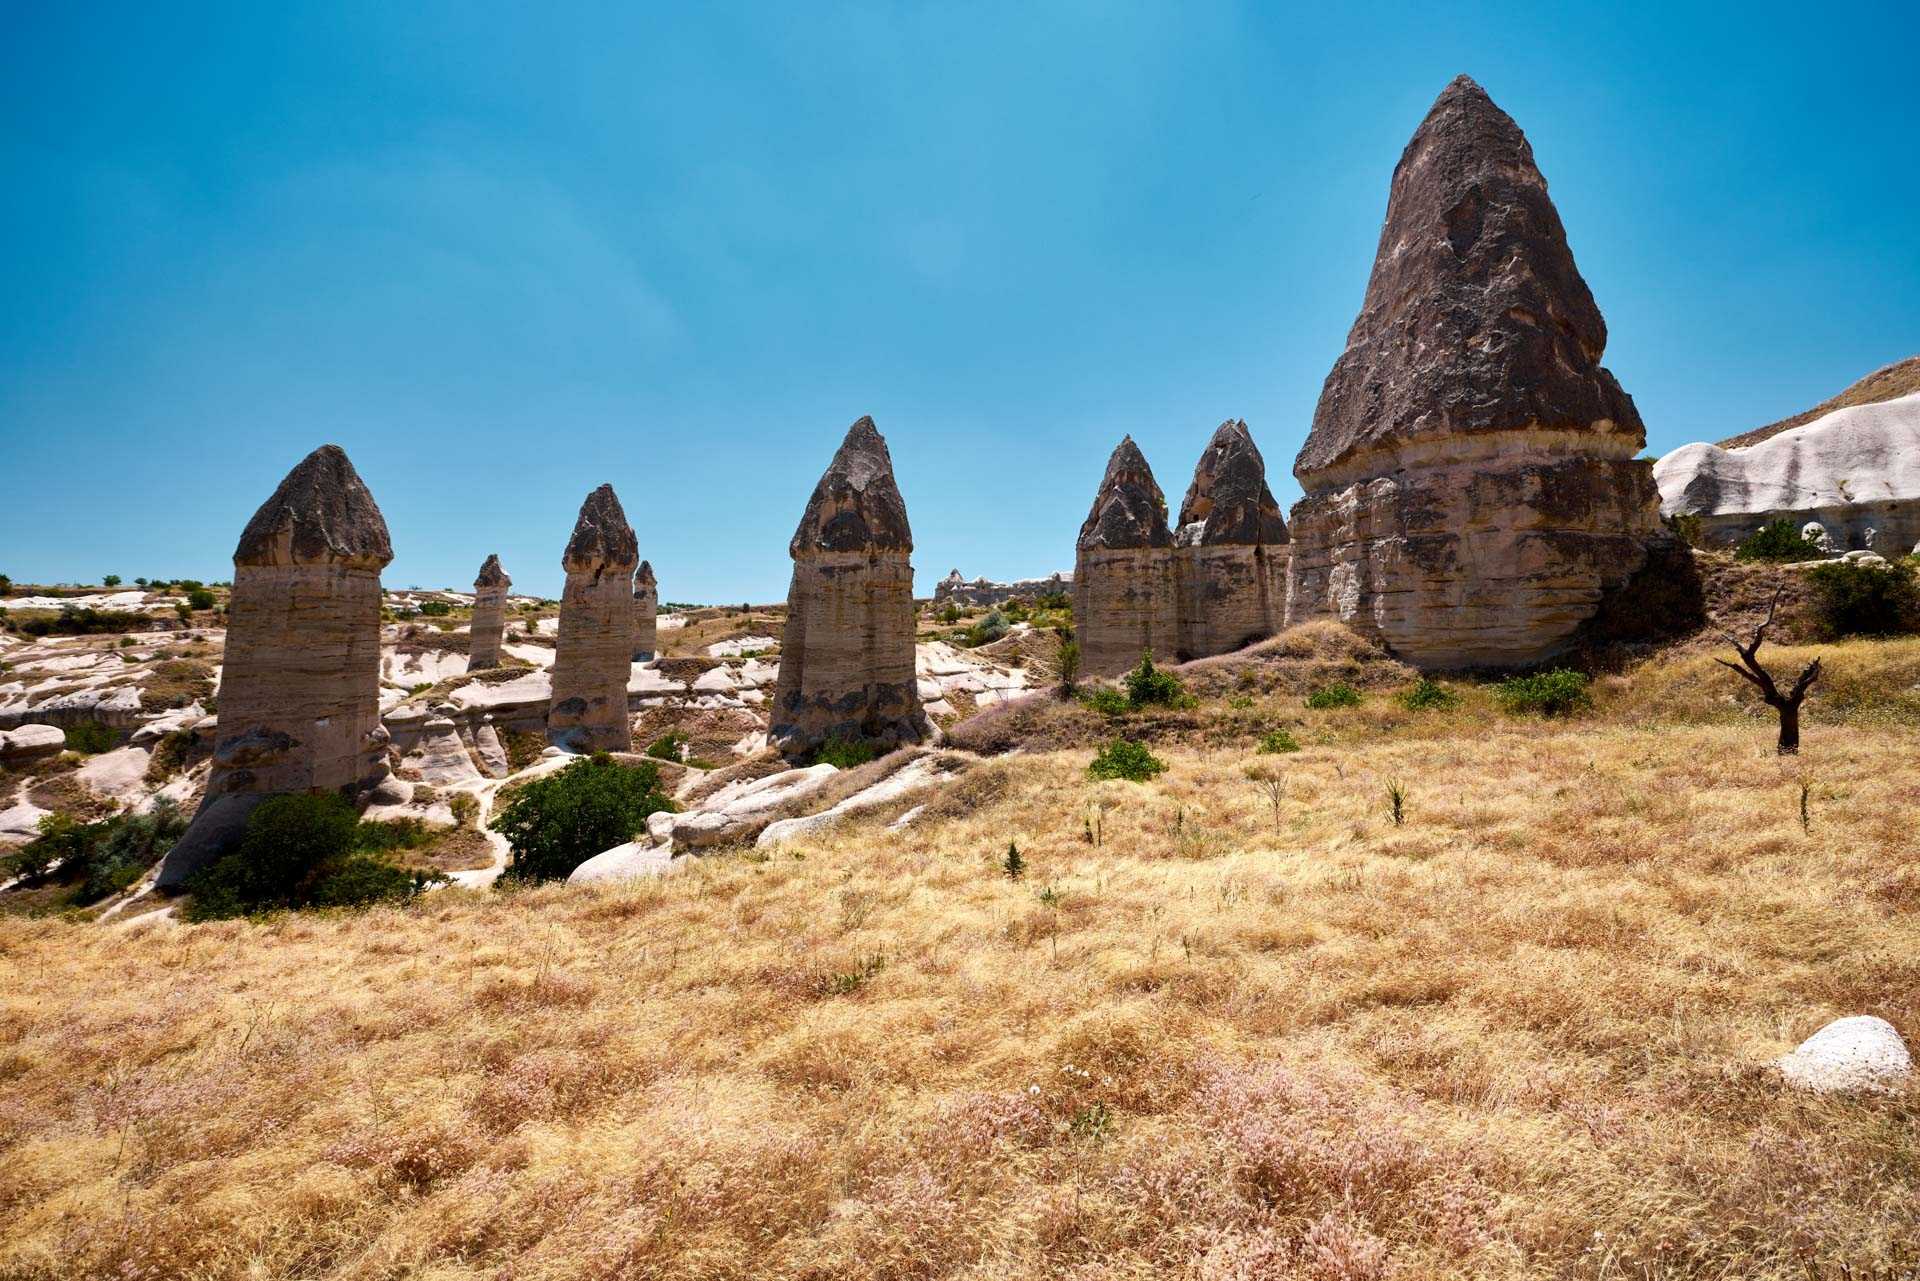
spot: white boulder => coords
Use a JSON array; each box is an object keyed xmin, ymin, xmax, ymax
[{"xmin": 1777, "ymin": 1016, "xmax": 1913, "ymax": 1093}]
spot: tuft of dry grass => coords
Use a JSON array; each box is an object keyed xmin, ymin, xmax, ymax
[{"xmin": 2, "ymin": 664, "xmax": 1917, "ymax": 1278}]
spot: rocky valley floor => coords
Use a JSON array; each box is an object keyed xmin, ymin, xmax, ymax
[{"xmin": 2, "ymin": 625, "xmax": 1917, "ymax": 1279}]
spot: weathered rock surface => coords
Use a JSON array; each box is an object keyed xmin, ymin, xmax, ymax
[
  {"xmin": 632, "ymin": 560, "xmax": 658, "ymax": 661},
  {"xmin": 1286, "ymin": 76, "xmax": 1660, "ymax": 669},
  {"xmin": 1074, "ymin": 437, "xmax": 1178, "ymax": 676},
  {"xmin": 1655, "ymin": 392, "xmax": 1920, "ymax": 553},
  {"xmin": 548, "ymin": 484, "xmax": 638, "ymax": 753},
  {"xmin": 757, "ymin": 753, "xmax": 954, "ymax": 847},
  {"xmin": 770, "ymin": 417, "xmax": 932, "ymax": 754},
  {"xmin": 933, "ymin": 569, "xmax": 1072, "ymax": 609},
  {"xmin": 1175, "ymin": 420, "xmax": 1290, "ymax": 659},
  {"xmin": 1777, "ymin": 1016, "xmax": 1913, "ymax": 1094},
  {"xmin": 468, "ymin": 554, "xmax": 511, "ymax": 671},
  {"xmin": 158, "ymin": 444, "xmax": 394, "ymax": 888},
  {"xmin": 0, "ymin": 723, "xmax": 65, "ymax": 763}
]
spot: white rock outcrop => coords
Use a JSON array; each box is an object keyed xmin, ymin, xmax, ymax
[
  {"xmin": 0, "ymin": 724, "xmax": 65, "ymax": 763},
  {"xmin": 1776, "ymin": 1016, "xmax": 1913, "ymax": 1094}
]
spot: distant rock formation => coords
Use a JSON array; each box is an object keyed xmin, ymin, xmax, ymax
[
  {"xmin": 468, "ymin": 554, "xmax": 510, "ymax": 671},
  {"xmin": 632, "ymin": 560, "xmax": 658, "ymax": 661},
  {"xmin": 1074, "ymin": 436, "xmax": 1178, "ymax": 676},
  {"xmin": 1286, "ymin": 76, "xmax": 1661, "ymax": 668},
  {"xmin": 1656, "ymin": 389, "xmax": 1920, "ymax": 554},
  {"xmin": 156, "ymin": 444, "xmax": 394, "ymax": 888},
  {"xmin": 1175, "ymin": 420, "xmax": 1290, "ymax": 659},
  {"xmin": 548, "ymin": 484, "xmax": 638, "ymax": 752},
  {"xmin": 770, "ymin": 416, "xmax": 931, "ymax": 755},
  {"xmin": 932, "ymin": 568, "xmax": 1071, "ymax": 609}
]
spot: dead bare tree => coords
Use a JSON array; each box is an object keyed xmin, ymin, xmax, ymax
[{"xmin": 1715, "ymin": 589, "xmax": 1821, "ymax": 754}]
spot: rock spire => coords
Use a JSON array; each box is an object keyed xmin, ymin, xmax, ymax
[
  {"xmin": 632, "ymin": 559, "xmax": 658, "ymax": 662},
  {"xmin": 468, "ymin": 554, "xmax": 511, "ymax": 671},
  {"xmin": 1073, "ymin": 437, "xmax": 1179, "ymax": 675},
  {"xmin": 548, "ymin": 484, "xmax": 638, "ymax": 752},
  {"xmin": 1175, "ymin": 420, "xmax": 1290, "ymax": 657}
]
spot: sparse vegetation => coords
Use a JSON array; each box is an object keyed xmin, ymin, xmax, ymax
[
  {"xmin": 646, "ymin": 730, "xmax": 690, "ymax": 762},
  {"xmin": 490, "ymin": 754, "xmax": 674, "ymax": 884},
  {"xmin": 1, "ymin": 799, "xmax": 188, "ymax": 905},
  {"xmin": 811, "ymin": 736, "xmax": 877, "ymax": 769},
  {"xmin": 1305, "ymin": 681, "xmax": 1362, "ymax": 709},
  {"xmin": 1120, "ymin": 649, "xmax": 1193, "ymax": 709},
  {"xmin": 185, "ymin": 587, "xmax": 217, "ymax": 611},
  {"xmin": 1734, "ymin": 517, "xmax": 1824, "ymax": 563},
  {"xmin": 1257, "ymin": 727, "xmax": 1300, "ymax": 754},
  {"xmin": 1398, "ymin": 676, "xmax": 1459, "ymax": 711},
  {"xmin": 1495, "ymin": 668, "xmax": 1591, "ymax": 717},
  {"xmin": 1087, "ymin": 738, "xmax": 1166, "ymax": 781},
  {"xmin": 62, "ymin": 721, "xmax": 116, "ymax": 754},
  {"xmin": 184, "ymin": 793, "xmax": 445, "ymax": 920},
  {"xmin": 1803, "ymin": 558, "xmax": 1920, "ymax": 638}
]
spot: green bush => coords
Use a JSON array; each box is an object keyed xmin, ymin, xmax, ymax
[
  {"xmin": 185, "ymin": 792, "xmax": 441, "ymax": 919},
  {"xmin": 185, "ymin": 588, "xmax": 217, "ymax": 611},
  {"xmin": 1398, "ymin": 677, "xmax": 1459, "ymax": 711},
  {"xmin": 17, "ymin": 606, "xmax": 150, "ymax": 638},
  {"xmin": 812, "ymin": 736, "xmax": 877, "ymax": 769},
  {"xmin": 1257, "ymin": 728, "xmax": 1300, "ymax": 754},
  {"xmin": 963, "ymin": 610, "xmax": 1010, "ymax": 648},
  {"xmin": 1734, "ymin": 518, "xmax": 1823, "ymax": 563},
  {"xmin": 1122, "ymin": 650, "xmax": 1193, "ymax": 709},
  {"xmin": 1079, "ymin": 687, "xmax": 1131, "ymax": 717},
  {"xmin": 646, "ymin": 731, "xmax": 689, "ymax": 762},
  {"xmin": 1804, "ymin": 559, "xmax": 1920, "ymax": 638},
  {"xmin": 1087, "ymin": 739, "xmax": 1167, "ymax": 782},
  {"xmin": 417, "ymin": 600, "xmax": 453, "ymax": 617},
  {"xmin": 307, "ymin": 856, "xmax": 434, "ymax": 908},
  {"xmin": 64, "ymin": 721, "xmax": 117, "ymax": 754},
  {"xmin": 490, "ymin": 754, "xmax": 674, "ymax": 884},
  {"xmin": 102, "ymin": 575, "xmax": 121, "ymax": 587},
  {"xmin": 1036, "ymin": 592, "xmax": 1071, "ymax": 612},
  {"xmin": 1305, "ymin": 682, "xmax": 1362, "ymax": 709},
  {"xmin": 1495, "ymin": 668, "xmax": 1591, "ymax": 717}
]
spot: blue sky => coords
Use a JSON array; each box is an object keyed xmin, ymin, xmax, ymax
[{"xmin": 3, "ymin": 1, "xmax": 1916, "ymax": 602}]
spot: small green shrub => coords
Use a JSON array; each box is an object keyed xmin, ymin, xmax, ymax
[
  {"xmin": 1398, "ymin": 677, "xmax": 1459, "ymax": 711},
  {"xmin": 1225, "ymin": 693, "xmax": 1255, "ymax": 710},
  {"xmin": 963, "ymin": 610, "xmax": 1011, "ymax": 648},
  {"xmin": 1662, "ymin": 511, "xmax": 1705, "ymax": 548},
  {"xmin": 1734, "ymin": 519, "xmax": 1823, "ymax": 563},
  {"xmin": 186, "ymin": 792, "xmax": 438, "ymax": 920},
  {"xmin": 64, "ymin": 721, "xmax": 117, "ymax": 754},
  {"xmin": 185, "ymin": 588, "xmax": 217, "ymax": 611},
  {"xmin": 1088, "ymin": 739, "xmax": 1167, "ymax": 782},
  {"xmin": 1002, "ymin": 840, "xmax": 1025, "ymax": 881},
  {"xmin": 812, "ymin": 736, "xmax": 877, "ymax": 769},
  {"xmin": 1080, "ymin": 687, "xmax": 1130, "ymax": 717},
  {"xmin": 1122, "ymin": 650, "xmax": 1194, "ymax": 709},
  {"xmin": 1305, "ymin": 682, "xmax": 1362, "ymax": 710},
  {"xmin": 102, "ymin": 575, "xmax": 121, "ymax": 587},
  {"xmin": 307, "ymin": 856, "xmax": 438, "ymax": 908},
  {"xmin": 937, "ymin": 604, "xmax": 962, "ymax": 625},
  {"xmin": 1495, "ymin": 668, "xmax": 1591, "ymax": 717},
  {"xmin": 1257, "ymin": 728, "xmax": 1300, "ymax": 754},
  {"xmin": 490, "ymin": 754, "xmax": 674, "ymax": 884},
  {"xmin": 646, "ymin": 731, "xmax": 689, "ymax": 762},
  {"xmin": 448, "ymin": 791, "xmax": 480, "ymax": 827},
  {"xmin": 1036, "ymin": 592, "xmax": 1071, "ymax": 612},
  {"xmin": 1804, "ymin": 559, "xmax": 1920, "ymax": 638},
  {"xmin": 1056, "ymin": 635, "xmax": 1081, "ymax": 693},
  {"xmin": 417, "ymin": 600, "xmax": 453, "ymax": 617}
]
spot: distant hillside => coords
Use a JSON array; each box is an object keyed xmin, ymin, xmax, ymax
[{"xmin": 1718, "ymin": 354, "xmax": 1920, "ymax": 449}]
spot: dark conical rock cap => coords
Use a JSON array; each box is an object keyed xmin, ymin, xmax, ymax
[
  {"xmin": 789, "ymin": 416, "xmax": 913, "ymax": 555},
  {"xmin": 1296, "ymin": 75, "xmax": 1643, "ymax": 483},
  {"xmin": 234, "ymin": 444, "xmax": 393, "ymax": 569},
  {"xmin": 634, "ymin": 559, "xmax": 656, "ymax": 588},
  {"xmin": 563, "ymin": 483, "xmax": 639, "ymax": 573},
  {"xmin": 474, "ymin": 554, "xmax": 510, "ymax": 590},
  {"xmin": 1178, "ymin": 420, "xmax": 1289, "ymax": 547},
  {"xmin": 1078, "ymin": 436, "xmax": 1173, "ymax": 551}
]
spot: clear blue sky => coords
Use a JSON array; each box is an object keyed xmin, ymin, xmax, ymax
[{"xmin": 4, "ymin": 1, "xmax": 1916, "ymax": 602}]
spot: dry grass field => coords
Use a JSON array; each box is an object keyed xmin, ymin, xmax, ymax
[{"xmin": 3, "ymin": 639, "xmax": 1918, "ymax": 1280}]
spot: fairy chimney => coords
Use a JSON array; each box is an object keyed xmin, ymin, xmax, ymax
[
  {"xmin": 156, "ymin": 445, "xmax": 393, "ymax": 888},
  {"xmin": 1286, "ymin": 76, "xmax": 1661, "ymax": 667},
  {"xmin": 770, "ymin": 416, "xmax": 931, "ymax": 755},
  {"xmin": 1073, "ymin": 437, "xmax": 1178, "ymax": 676},
  {"xmin": 1175, "ymin": 420, "xmax": 1290, "ymax": 658},
  {"xmin": 631, "ymin": 560, "xmax": 658, "ymax": 662},
  {"xmin": 468, "ymin": 554, "xmax": 511, "ymax": 671},
  {"xmin": 548, "ymin": 484, "xmax": 638, "ymax": 752}
]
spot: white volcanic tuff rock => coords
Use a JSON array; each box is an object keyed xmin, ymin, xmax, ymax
[
  {"xmin": 1777, "ymin": 1016, "xmax": 1913, "ymax": 1093},
  {"xmin": 75, "ymin": 746, "xmax": 157, "ymax": 805},
  {"xmin": 1075, "ymin": 437, "xmax": 1179, "ymax": 677},
  {"xmin": 668, "ymin": 764, "xmax": 841, "ymax": 850},
  {"xmin": 0, "ymin": 724, "xmax": 65, "ymax": 762},
  {"xmin": 383, "ymin": 648, "xmax": 470, "ymax": 688},
  {"xmin": 632, "ymin": 561, "xmax": 658, "ymax": 662},
  {"xmin": 933, "ymin": 569, "xmax": 1072, "ymax": 608},
  {"xmin": 567, "ymin": 840, "xmax": 679, "ymax": 885},
  {"xmin": 0, "ymin": 591, "xmax": 184, "ymax": 614},
  {"xmin": 469, "ymin": 554, "xmax": 511, "ymax": 671},
  {"xmin": 549, "ymin": 484, "xmax": 639, "ymax": 753},
  {"xmin": 1655, "ymin": 392, "xmax": 1920, "ymax": 553},
  {"xmin": 708, "ymin": 635, "xmax": 779, "ymax": 657},
  {"xmin": 756, "ymin": 754, "xmax": 954, "ymax": 847},
  {"xmin": 0, "ymin": 795, "xmax": 53, "ymax": 849}
]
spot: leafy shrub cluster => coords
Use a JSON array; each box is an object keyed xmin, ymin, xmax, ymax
[
  {"xmin": 1398, "ymin": 677, "xmax": 1459, "ymax": 711},
  {"xmin": 1735, "ymin": 518, "xmax": 1824, "ymax": 563},
  {"xmin": 1305, "ymin": 682, "xmax": 1362, "ymax": 710},
  {"xmin": 1087, "ymin": 738, "xmax": 1167, "ymax": 782},
  {"xmin": 186, "ymin": 793, "xmax": 446, "ymax": 920},
  {"xmin": 1495, "ymin": 668, "xmax": 1591, "ymax": 716},
  {"xmin": 1121, "ymin": 651, "xmax": 1195, "ymax": 709},
  {"xmin": 1803, "ymin": 559, "xmax": 1920, "ymax": 638},
  {"xmin": 812, "ymin": 736, "xmax": 878, "ymax": 769},
  {"xmin": 416, "ymin": 600, "xmax": 453, "ymax": 617},
  {"xmin": 490, "ymin": 754, "xmax": 674, "ymax": 884},
  {"xmin": 185, "ymin": 588, "xmax": 217, "ymax": 611},
  {"xmin": 13, "ymin": 606, "xmax": 152, "ymax": 638},
  {"xmin": 960, "ymin": 610, "xmax": 1010, "ymax": 648},
  {"xmin": 646, "ymin": 730, "xmax": 689, "ymax": 762},
  {"xmin": 63, "ymin": 721, "xmax": 117, "ymax": 754},
  {"xmin": 2, "ymin": 799, "xmax": 189, "ymax": 904},
  {"xmin": 1257, "ymin": 728, "xmax": 1300, "ymax": 754}
]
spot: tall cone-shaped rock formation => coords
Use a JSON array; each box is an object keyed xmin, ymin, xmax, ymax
[
  {"xmin": 468, "ymin": 554, "xmax": 511, "ymax": 671},
  {"xmin": 156, "ymin": 445, "xmax": 394, "ymax": 888},
  {"xmin": 548, "ymin": 484, "xmax": 638, "ymax": 752},
  {"xmin": 1175, "ymin": 420, "xmax": 1290, "ymax": 658},
  {"xmin": 770, "ymin": 416, "xmax": 930, "ymax": 754},
  {"xmin": 1074, "ymin": 437, "xmax": 1178, "ymax": 676},
  {"xmin": 631, "ymin": 560, "xmax": 658, "ymax": 662},
  {"xmin": 1286, "ymin": 75, "xmax": 1660, "ymax": 668}
]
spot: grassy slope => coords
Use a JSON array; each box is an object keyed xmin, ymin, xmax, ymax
[
  {"xmin": 1717, "ymin": 354, "xmax": 1920, "ymax": 449},
  {"xmin": 2, "ymin": 644, "xmax": 1918, "ymax": 1279}
]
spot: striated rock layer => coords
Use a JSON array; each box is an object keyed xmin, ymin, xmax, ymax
[
  {"xmin": 1175, "ymin": 420, "xmax": 1290, "ymax": 659},
  {"xmin": 770, "ymin": 416, "xmax": 931, "ymax": 755},
  {"xmin": 1286, "ymin": 76, "xmax": 1660, "ymax": 669},
  {"xmin": 1074, "ymin": 437, "xmax": 1179, "ymax": 676},
  {"xmin": 157, "ymin": 445, "xmax": 394, "ymax": 888},
  {"xmin": 468, "ymin": 554, "xmax": 511, "ymax": 671},
  {"xmin": 548, "ymin": 484, "xmax": 638, "ymax": 752},
  {"xmin": 632, "ymin": 560, "xmax": 658, "ymax": 661}
]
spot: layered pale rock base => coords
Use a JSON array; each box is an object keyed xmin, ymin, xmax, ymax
[
  {"xmin": 770, "ymin": 551, "xmax": 929, "ymax": 752},
  {"xmin": 1174, "ymin": 544, "xmax": 1289, "ymax": 662},
  {"xmin": 470, "ymin": 583, "xmax": 508, "ymax": 670},
  {"xmin": 1074, "ymin": 547, "xmax": 1179, "ymax": 677},
  {"xmin": 549, "ymin": 569, "xmax": 634, "ymax": 752},
  {"xmin": 1287, "ymin": 433, "xmax": 1660, "ymax": 669}
]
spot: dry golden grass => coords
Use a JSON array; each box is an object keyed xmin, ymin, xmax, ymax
[{"xmin": 3, "ymin": 648, "xmax": 1918, "ymax": 1279}]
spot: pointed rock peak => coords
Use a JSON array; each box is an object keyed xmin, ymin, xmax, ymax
[
  {"xmin": 564, "ymin": 483, "xmax": 639, "ymax": 572},
  {"xmin": 790, "ymin": 415, "xmax": 913, "ymax": 555},
  {"xmin": 234, "ymin": 444, "xmax": 393, "ymax": 569},
  {"xmin": 1179, "ymin": 420, "xmax": 1289, "ymax": 547},
  {"xmin": 1295, "ymin": 75, "xmax": 1642, "ymax": 483},
  {"xmin": 634, "ymin": 559, "xmax": 656, "ymax": 587},
  {"xmin": 1079, "ymin": 437, "xmax": 1172, "ymax": 551},
  {"xmin": 474, "ymin": 554, "xmax": 510, "ymax": 589}
]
